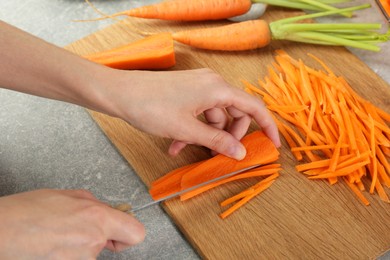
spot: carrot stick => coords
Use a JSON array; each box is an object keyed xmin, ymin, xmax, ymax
[
  {"xmin": 219, "ymin": 189, "xmax": 255, "ymax": 207},
  {"xmin": 291, "ymin": 144, "xmax": 349, "ymax": 152},
  {"xmin": 220, "ymin": 177, "xmax": 277, "ymax": 219},
  {"xmin": 308, "ymin": 160, "xmax": 370, "ymax": 179},
  {"xmin": 220, "ymin": 173, "xmax": 280, "ymax": 207}
]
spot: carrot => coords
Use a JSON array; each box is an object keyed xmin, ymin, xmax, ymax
[
  {"xmin": 82, "ymin": 0, "xmax": 251, "ymax": 21},
  {"xmin": 246, "ymin": 50, "xmax": 390, "ymax": 205},
  {"xmin": 171, "ymin": 4, "xmax": 390, "ymax": 51},
  {"xmin": 84, "ymin": 33, "xmax": 175, "ymax": 70},
  {"xmin": 173, "ymin": 20, "xmax": 271, "ymax": 51},
  {"xmin": 149, "ymin": 131, "xmax": 280, "ymax": 201},
  {"xmin": 180, "ymin": 131, "xmax": 280, "ymax": 190},
  {"xmin": 148, "ymin": 131, "xmax": 281, "ymax": 219}
]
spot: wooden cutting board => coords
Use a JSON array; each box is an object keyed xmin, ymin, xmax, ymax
[{"xmin": 66, "ymin": 8, "xmax": 390, "ymax": 259}]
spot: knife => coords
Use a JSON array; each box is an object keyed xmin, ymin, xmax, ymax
[{"xmin": 115, "ymin": 163, "xmax": 262, "ymax": 214}]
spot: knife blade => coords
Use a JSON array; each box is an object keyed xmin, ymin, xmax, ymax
[{"xmin": 127, "ymin": 163, "xmax": 262, "ymax": 213}]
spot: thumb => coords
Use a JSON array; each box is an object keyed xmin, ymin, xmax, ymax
[{"xmin": 189, "ymin": 121, "xmax": 247, "ymax": 160}]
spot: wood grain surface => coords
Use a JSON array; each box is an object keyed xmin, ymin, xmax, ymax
[{"xmin": 66, "ymin": 8, "xmax": 390, "ymax": 260}]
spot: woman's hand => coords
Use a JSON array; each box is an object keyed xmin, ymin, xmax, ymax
[
  {"xmin": 0, "ymin": 20, "xmax": 280, "ymax": 160},
  {"xmin": 95, "ymin": 68, "xmax": 281, "ymax": 160},
  {"xmin": 0, "ymin": 189, "xmax": 145, "ymax": 259}
]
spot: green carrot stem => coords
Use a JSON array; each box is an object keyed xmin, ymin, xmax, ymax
[
  {"xmin": 281, "ymin": 23, "xmax": 381, "ymax": 32},
  {"xmin": 252, "ymin": 0, "xmax": 353, "ymax": 17},
  {"xmin": 319, "ymin": 0, "xmax": 351, "ymax": 3},
  {"xmin": 299, "ymin": 0, "xmax": 352, "ymax": 17},
  {"xmin": 272, "ymin": 4, "xmax": 371, "ymax": 25},
  {"xmin": 287, "ymin": 31, "xmax": 381, "ymax": 51},
  {"xmin": 252, "ymin": 0, "xmax": 326, "ymax": 11}
]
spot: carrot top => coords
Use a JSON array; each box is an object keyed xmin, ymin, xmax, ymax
[{"xmin": 269, "ymin": 4, "xmax": 390, "ymax": 52}]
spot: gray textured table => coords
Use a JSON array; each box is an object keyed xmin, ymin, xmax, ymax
[{"xmin": 0, "ymin": 1, "xmax": 389, "ymax": 259}]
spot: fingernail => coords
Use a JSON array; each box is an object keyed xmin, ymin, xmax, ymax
[{"xmin": 228, "ymin": 144, "xmax": 246, "ymax": 160}]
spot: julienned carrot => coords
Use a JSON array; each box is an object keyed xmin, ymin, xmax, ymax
[
  {"xmin": 220, "ymin": 172, "xmax": 279, "ymax": 206},
  {"xmin": 246, "ymin": 50, "xmax": 390, "ymax": 205},
  {"xmin": 82, "ymin": 0, "xmax": 251, "ymax": 21},
  {"xmin": 84, "ymin": 33, "xmax": 175, "ymax": 70},
  {"xmin": 220, "ymin": 173, "xmax": 279, "ymax": 219},
  {"xmin": 172, "ymin": 4, "xmax": 390, "ymax": 51}
]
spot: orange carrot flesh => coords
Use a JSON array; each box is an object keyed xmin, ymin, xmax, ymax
[
  {"xmin": 220, "ymin": 174, "xmax": 278, "ymax": 219},
  {"xmin": 84, "ymin": 33, "xmax": 175, "ymax": 70},
  {"xmin": 180, "ymin": 131, "xmax": 279, "ymax": 190},
  {"xmin": 172, "ymin": 20, "xmax": 271, "ymax": 51},
  {"xmin": 246, "ymin": 50, "xmax": 390, "ymax": 205},
  {"xmin": 148, "ymin": 131, "xmax": 281, "ymax": 219},
  {"xmin": 125, "ymin": 0, "xmax": 252, "ymax": 21}
]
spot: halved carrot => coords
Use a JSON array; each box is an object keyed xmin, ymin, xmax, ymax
[
  {"xmin": 180, "ymin": 131, "xmax": 280, "ymax": 191},
  {"xmin": 84, "ymin": 33, "xmax": 175, "ymax": 70},
  {"xmin": 149, "ymin": 131, "xmax": 280, "ymax": 201}
]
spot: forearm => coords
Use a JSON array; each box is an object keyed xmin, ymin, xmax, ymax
[{"xmin": 0, "ymin": 20, "xmax": 112, "ymax": 114}]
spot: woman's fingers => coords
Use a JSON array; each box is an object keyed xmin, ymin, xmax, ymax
[{"xmin": 228, "ymin": 88, "xmax": 281, "ymax": 147}]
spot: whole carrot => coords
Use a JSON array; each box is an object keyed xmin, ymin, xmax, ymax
[
  {"xmin": 173, "ymin": 20, "xmax": 270, "ymax": 51},
  {"xmin": 86, "ymin": 0, "xmax": 252, "ymax": 21},
  {"xmin": 171, "ymin": 4, "xmax": 390, "ymax": 51}
]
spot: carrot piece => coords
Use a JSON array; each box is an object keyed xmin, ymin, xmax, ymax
[
  {"xmin": 149, "ymin": 162, "xmax": 201, "ymax": 200},
  {"xmin": 84, "ymin": 33, "xmax": 175, "ymax": 70},
  {"xmin": 291, "ymin": 144, "xmax": 349, "ymax": 152},
  {"xmin": 220, "ymin": 189, "xmax": 255, "ymax": 207},
  {"xmin": 328, "ymin": 129, "xmax": 345, "ymax": 172},
  {"xmin": 220, "ymin": 173, "xmax": 279, "ymax": 207},
  {"xmin": 368, "ymin": 115, "xmax": 379, "ymax": 194},
  {"xmin": 308, "ymin": 160, "xmax": 370, "ymax": 179},
  {"xmin": 220, "ymin": 175, "xmax": 278, "ymax": 219},
  {"xmin": 149, "ymin": 131, "xmax": 279, "ymax": 201},
  {"xmin": 172, "ymin": 20, "xmax": 271, "ymax": 51},
  {"xmin": 180, "ymin": 131, "xmax": 280, "ymax": 190}
]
